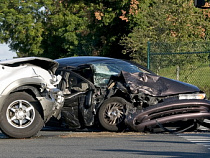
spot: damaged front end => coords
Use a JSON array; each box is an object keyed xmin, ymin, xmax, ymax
[
  {"xmin": 107, "ymin": 71, "xmax": 210, "ymax": 132},
  {"xmin": 125, "ymin": 99, "xmax": 210, "ymax": 132}
]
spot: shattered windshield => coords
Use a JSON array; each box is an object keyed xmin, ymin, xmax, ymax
[{"xmin": 93, "ymin": 61, "xmax": 141, "ymax": 87}]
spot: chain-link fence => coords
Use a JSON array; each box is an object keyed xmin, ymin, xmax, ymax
[{"xmin": 147, "ymin": 41, "xmax": 210, "ymax": 99}]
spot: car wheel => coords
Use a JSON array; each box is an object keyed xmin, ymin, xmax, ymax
[
  {"xmin": 0, "ymin": 92, "xmax": 44, "ymax": 138},
  {"xmin": 98, "ymin": 97, "xmax": 132, "ymax": 132}
]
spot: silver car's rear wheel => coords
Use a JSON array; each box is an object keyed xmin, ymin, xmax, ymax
[
  {"xmin": 6, "ymin": 100, "xmax": 35, "ymax": 128},
  {"xmin": 0, "ymin": 92, "xmax": 44, "ymax": 138}
]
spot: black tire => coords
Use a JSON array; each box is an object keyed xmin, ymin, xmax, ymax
[
  {"xmin": 98, "ymin": 97, "xmax": 132, "ymax": 132},
  {"xmin": 0, "ymin": 92, "xmax": 44, "ymax": 138}
]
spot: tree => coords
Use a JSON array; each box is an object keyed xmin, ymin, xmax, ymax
[
  {"xmin": 119, "ymin": 0, "xmax": 210, "ymax": 66},
  {"xmin": 0, "ymin": 0, "xmax": 91, "ymax": 58},
  {"xmin": 1, "ymin": 0, "xmax": 210, "ymax": 61},
  {"xmin": 0, "ymin": 0, "xmax": 135, "ymax": 59}
]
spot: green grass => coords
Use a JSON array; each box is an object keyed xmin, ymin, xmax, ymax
[{"xmin": 153, "ymin": 63, "xmax": 210, "ymax": 99}]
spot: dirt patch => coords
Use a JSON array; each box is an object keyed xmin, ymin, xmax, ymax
[{"xmin": 59, "ymin": 131, "xmax": 147, "ymax": 138}]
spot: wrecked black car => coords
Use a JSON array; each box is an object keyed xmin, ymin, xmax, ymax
[{"xmin": 55, "ymin": 56, "xmax": 210, "ymax": 132}]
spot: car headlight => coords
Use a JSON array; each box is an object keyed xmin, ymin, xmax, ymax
[{"xmin": 179, "ymin": 93, "xmax": 206, "ymax": 100}]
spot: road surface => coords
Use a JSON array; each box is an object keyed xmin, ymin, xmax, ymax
[{"xmin": 0, "ymin": 128, "xmax": 209, "ymax": 158}]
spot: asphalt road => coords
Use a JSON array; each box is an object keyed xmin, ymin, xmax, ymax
[{"xmin": 0, "ymin": 128, "xmax": 210, "ymax": 158}]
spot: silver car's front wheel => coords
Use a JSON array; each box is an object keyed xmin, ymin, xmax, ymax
[{"xmin": 0, "ymin": 92, "xmax": 44, "ymax": 138}]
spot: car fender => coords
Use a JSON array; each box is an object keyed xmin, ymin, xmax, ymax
[
  {"xmin": 0, "ymin": 77, "xmax": 43, "ymax": 95},
  {"xmin": 0, "ymin": 77, "xmax": 56, "ymax": 121}
]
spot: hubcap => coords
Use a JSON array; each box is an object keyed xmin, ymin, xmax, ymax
[
  {"xmin": 104, "ymin": 102, "xmax": 125, "ymax": 125},
  {"xmin": 6, "ymin": 100, "xmax": 35, "ymax": 128}
]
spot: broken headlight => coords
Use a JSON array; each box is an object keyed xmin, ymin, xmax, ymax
[{"xmin": 179, "ymin": 93, "xmax": 206, "ymax": 100}]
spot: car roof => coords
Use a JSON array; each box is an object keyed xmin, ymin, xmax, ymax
[
  {"xmin": 55, "ymin": 56, "xmax": 125, "ymax": 67},
  {"xmin": 55, "ymin": 56, "xmax": 153, "ymax": 73}
]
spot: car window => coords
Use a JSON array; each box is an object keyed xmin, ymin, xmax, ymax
[
  {"xmin": 92, "ymin": 62, "xmax": 141, "ymax": 87},
  {"xmin": 58, "ymin": 70, "xmax": 91, "ymax": 94}
]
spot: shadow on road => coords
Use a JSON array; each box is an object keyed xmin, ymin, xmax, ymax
[{"xmin": 95, "ymin": 148, "xmax": 210, "ymax": 158}]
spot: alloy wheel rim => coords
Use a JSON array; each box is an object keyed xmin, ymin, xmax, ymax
[
  {"xmin": 6, "ymin": 100, "xmax": 35, "ymax": 128},
  {"xmin": 104, "ymin": 102, "xmax": 125, "ymax": 125}
]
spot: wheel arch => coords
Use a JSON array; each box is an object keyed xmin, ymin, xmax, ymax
[{"xmin": 0, "ymin": 78, "xmax": 45, "ymax": 118}]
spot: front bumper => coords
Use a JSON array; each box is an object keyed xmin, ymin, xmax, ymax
[{"xmin": 125, "ymin": 99, "xmax": 210, "ymax": 132}]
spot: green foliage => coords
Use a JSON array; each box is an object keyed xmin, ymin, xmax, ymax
[
  {"xmin": 158, "ymin": 60, "xmax": 210, "ymax": 98},
  {"xmin": 0, "ymin": 0, "xmax": 210, "ymax": 61},
  {"xmin": 0, "ymin": 0, "xmax": 134, "ymax": 59},
  {"xmin": 120, "ymin": 0, "xmax": 210, "ymax": 65},
  {"xmin": 0, "ymin": 1, "xmax": 87, "ymax": 58},
  {"xmin": 149, "ymin": 41, "xmax": 210, "ymax": 74}
]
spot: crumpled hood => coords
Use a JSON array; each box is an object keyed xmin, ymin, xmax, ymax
[
  {"xmin": 120, "ymin": 71, "xmax": 200, "ymax": 96},
  {"xmin": 0, "ymin": 57, "xmax": 59, "ymax": 73}
]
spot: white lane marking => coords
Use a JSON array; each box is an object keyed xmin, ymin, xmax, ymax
[{"xmin": 178, "ymin": 134, "xmax": 210, "ymax": 150}]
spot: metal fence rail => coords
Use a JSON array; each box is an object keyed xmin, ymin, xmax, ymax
[{"xmin": 147, "ymin": 41, "xmax": 210, "ymax": 98}]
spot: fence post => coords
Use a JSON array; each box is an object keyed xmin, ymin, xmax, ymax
[
  {"xmin": 176, "ymin": 65, "xmax": 180, "ymax": 81},
  {"xmin": 147, "ymin": 41, "xmax": 150, "ymax": 70}
]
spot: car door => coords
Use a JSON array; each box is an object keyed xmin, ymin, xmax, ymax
[{"xmin": 57, "ymin": 69, "xmax": 96, "ymax": 128}]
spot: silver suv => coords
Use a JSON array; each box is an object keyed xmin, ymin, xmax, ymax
[{"xmin": 0, "ymin": 57, "xmax": 64, "ymax": 138}]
